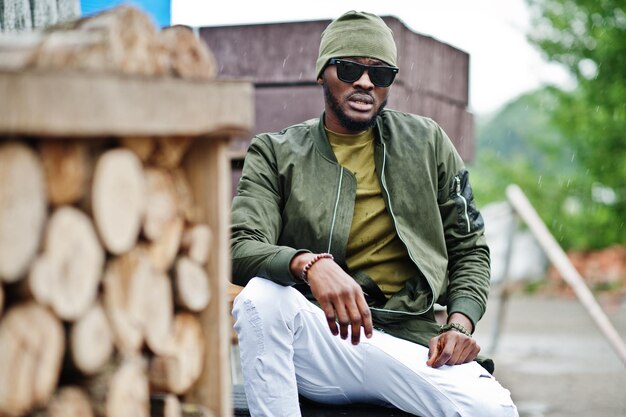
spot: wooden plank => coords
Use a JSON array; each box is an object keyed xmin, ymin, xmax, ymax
[
  {"xmin": 0, "ymin": 70, "xmax": 253, "ymax": 138},
  {"xmin": 184, "ymin": 138, "xmax": 232, "ymax": 417}
]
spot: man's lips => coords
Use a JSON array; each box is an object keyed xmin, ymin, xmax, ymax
[{"xmin": 347, "ymin": 93, "xmax": 374, "ymax": 112}]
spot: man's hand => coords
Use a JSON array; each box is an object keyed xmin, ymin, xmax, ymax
[
  {"xmin": 291, "ymin": 253, "xmax": 373, "ymax": 345},
  {"xmin": 426, "ymin": 313, "xmax": 480, "ymax": 368}
]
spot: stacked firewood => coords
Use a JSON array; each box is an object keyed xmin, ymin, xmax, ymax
[
  {"xmin": 0, "ymin": 4, "xmax": 217, "ymax": 79},
  {"xmin": 0, "ymin": 138, "xmax": 214, "ymax": 417},
  {"xmin": 0, "ymin": 6, "xmax": 220, "ymax": 417}
]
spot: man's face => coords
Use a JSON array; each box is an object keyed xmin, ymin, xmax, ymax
[{"xmin": 320, "ymin": 57, "xmax": 392, "ymax": 134}]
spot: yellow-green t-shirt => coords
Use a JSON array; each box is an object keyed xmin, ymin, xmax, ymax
[{"xmin": 326, "ymin": 128, "xmax": 420, "ymax": 297}]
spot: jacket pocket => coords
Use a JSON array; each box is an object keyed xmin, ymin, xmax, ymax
[{"xmin": 449, "ymin": 169, "xmax": 484, "ymax": 234}]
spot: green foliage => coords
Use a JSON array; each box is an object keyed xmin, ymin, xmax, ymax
[
  {"xmin": 472, "ymin": 89, "xmax": 623, "ymax": 250},
  {"xmin": 472, "ymin": 0, "xmax": 625, "ymax": 250},
  {"xmin": 527, "ymin": 0, "xmax": 625, "ymax": 243}
]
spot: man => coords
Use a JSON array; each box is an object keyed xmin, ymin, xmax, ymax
[{"xmin": 231, "ymin": 10, "xmax": 518, "ymax": 417}]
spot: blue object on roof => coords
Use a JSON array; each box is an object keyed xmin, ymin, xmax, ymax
[{"xmin": 80, "ymin": 0, "xmax": 171, "ymax": 27}]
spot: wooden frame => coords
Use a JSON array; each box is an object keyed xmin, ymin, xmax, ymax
[{"xmin": 0, "ymin": 70, "xmax": 252, "ymax": 138}]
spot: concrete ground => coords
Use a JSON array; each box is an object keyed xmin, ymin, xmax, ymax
[{"xmin": 474, "ymin": 292, "xmax": 626, "ymax": 417}]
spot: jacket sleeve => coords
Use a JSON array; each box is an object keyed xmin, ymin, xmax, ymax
[
  {"xmin": 434, "ymin": 125, "xmax": 491, "ymax": 330},
  {"xmin": 230, "ymin": 136, "xmax": 307, "ymax": 287}
]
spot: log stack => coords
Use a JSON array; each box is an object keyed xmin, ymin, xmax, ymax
[{"xmin": 0, "ymin": 6, "xmax": 253, "ymax": 417}]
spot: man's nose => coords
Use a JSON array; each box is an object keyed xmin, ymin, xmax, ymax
[{"xmin": 353, "ymin": 70, "xmax": 375, "ymax": 90}]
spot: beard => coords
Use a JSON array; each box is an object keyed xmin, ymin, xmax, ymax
[{"xmin": 323, "ymin": 83, "xmax": 387, "ymax": 132}]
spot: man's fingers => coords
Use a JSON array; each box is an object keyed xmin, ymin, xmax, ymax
[
  {"xmin": 435, "ymin": 342, "xmax": 454, "ymax": 367},
  {"xmin": 426, "ymin": 337, "xmax": 441, "ymax": 367},
  {"xmin": 345, "ymin": 300, "xmax": 363, "ymax": 345},
  {"xmin": 427, "ymin": 335, "xmax": 455, "ymax": 368},
  {"xmin": 462, "ymin": 342, "xmax": 481, "ymax": 364},
  {"xmin": 445, "ymin": 332, "xmax": 481, "ymax": 365},
  {"xmin": 333, "ymin": 302, "xmax": 350, "ymax": 340},
  {"xmin": 446, "ymin": 332, "xmax": 469, "ymax": 364},
  {"xmin": 314, "ymin": 279, "xmax": 373, "ymax": 343},
  {"xmin": 320, "ymin": 302, "xmax": 339, "ymax": 336},
  {"xmin": 347, "ymin": 290, "xmax": 374, "ymax": 344},
  {"xmin": 355, "ymin": 295, "xmax": 373, "ymax": 338},
  {"xmin": 428, "ymin": 332, "xmax": 481, "ymax": 366},
  {"xmin": 348, "ymin": 303, "xmax": 361, "ymax": 345},
  {"xmin": 350, "ymin": 321, "xmax": 361, "ymax": 345},
  {"xmin": 449, "ymin": 340, "xmax": 470, "ymax": 364}
]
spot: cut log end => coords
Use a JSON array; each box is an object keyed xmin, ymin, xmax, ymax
[
  {"xmin": 104, "ymin": 248, "xmax": 174, "ymax": 355},
  {"xmin": 143, "ymin": 168, "xmax": 179, "ymax": 242},
  {"xmin": 174, "ymin": 257, "xmax": 211, "ymax": 313},
  {"xmin": 43, "ymin": 206, "xmax": 105, "ymax": 321},
  {"xmin": 149, "ymin": 313, "xmax": 205, "ymax": 394},
  {"xmin": 106, "ymin": 359, "xmax": 150, "ymax": 417},
  {"xmin": 144, "ymin": 270, "xmax": 174, "ymax": 355},
  {"xmin": 0, "ymin": 142, "xmax": 47, "ymax": 283},
  {"xmin": 46, "ymin": 386, "xmax": 94, "ymax": 417},
  {"xmin": 149, "ymin": 137, "xmax": 195, "ymax": 170},
  {"xmin": 146, "ymin": 217, "xmax": 184, "ymax": 273},
  {"xmin": 92, "ymin": 148, "xmax": 145, "ymax": 255},
  {"xmin": 0, "ymin": 302, "xmax": 64, "ymax": 416},
  {"xmin": 171, "ymin": 168, "xmax": 195, "ymax": 223},
  {"xmin": 39, "ymin": 140, "xmax": 90, "ymax": 205},
  {"xmin": 103, "ymin": 249, "xmax": 149, "ymax": 354},
  {"xmin": 70, "ymin": 303, "xmax": 114, "ymax": 375},
  {"xmin": 181, "ymin": 224, "xmax": 212, "ymax": 266},
  {"xmin": 119, "ymin": 136, "xmax": 156, "ymax": 162},
  {"xmin": 159, "ymin": 26, "xmax": 217, "ymax": 81}
]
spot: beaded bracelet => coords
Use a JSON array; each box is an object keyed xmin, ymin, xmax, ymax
[
  {"xmin": 300, "ymin": 253, "xmax": 334, "ymax": 285},
  {"xmin": 438, "ymin": 322, "xmax": 472, "ymax": 337}
]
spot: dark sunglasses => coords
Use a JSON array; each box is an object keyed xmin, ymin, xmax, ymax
[{"xmin": 328, "ymin": 58, "xmax": 399, "ymax": 87}]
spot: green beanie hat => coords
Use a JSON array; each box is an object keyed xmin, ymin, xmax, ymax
[{"xmin": 316, "ymin": 11, "xmax": 398, "ymax": 79}]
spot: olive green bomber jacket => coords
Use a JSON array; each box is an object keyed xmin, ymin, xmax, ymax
[{"xmin": 231, "ymin": 109, "xmax": 491, "ymax": 356}]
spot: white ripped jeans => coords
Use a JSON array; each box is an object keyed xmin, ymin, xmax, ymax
[{"xmin": 232, "ymin": 277, "xmax": 518, "ymax": 417}]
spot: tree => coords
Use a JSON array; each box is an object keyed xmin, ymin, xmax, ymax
[
  {"xmin": 472, "ymin": 89, "xmax": 603, "ymax": 249},
  {"xmin": 523, "ymin": 0, "xmax": 626, "ymax": 248}
]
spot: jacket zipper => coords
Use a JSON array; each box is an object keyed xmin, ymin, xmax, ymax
[
  {"xmin": 327, "ymin": 166, "xmax": 344, "ymax": 253},
  {"xmin": 371, "ymin": 141, "xmax": 433, "ymax": 317},
  {"xmin": 455, "ymin": 176, "xmax": 471, "ymax": 233}
]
